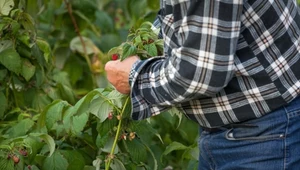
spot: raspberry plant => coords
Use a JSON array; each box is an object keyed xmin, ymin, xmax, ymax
[
  {"xmin": 0, "ymin": 0, "xmax": 200, "ymax": 170},
  {"xmin": 108, "ymin": 21, "xmax": 163, "ymax": 61}
]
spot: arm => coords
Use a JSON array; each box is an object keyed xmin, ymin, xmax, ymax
[{"xmin": 129, "ymin": 0, "xmax": 243, "ymax": 119}]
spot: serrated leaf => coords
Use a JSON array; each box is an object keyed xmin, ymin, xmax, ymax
[
  {"xmin": 121, "ymin": 43, "xmax": 136, "ymax": 60},
  {"xmin": 131, "ymin": 121, "xmax": 163, "ymax": 144},
  {"xmin": 139, "ymin": 21, "xmax": 153, "ymax": 29},
  {"xmin": 124, "ymin": 139, "xmax": 147, "ymax": 163},
  {"xmin": 134, "ymin": 35, "xmax": 142, "ymax": 44},
  {"xmin": 6, "ymin": 118, "xmax": 35, "ymax": 138},
  {"xmin": 59, "ymin": 150, "xmax": 85, "ymax": 170},
  {"xmin": 144, "ymin": 43, "xmax": 157, "ymax": 57},
  {"xmin": 89, "ymin": 96, "xmax": 113, "ymax": 122},
  {"xmin": 0, "ymin": 156, "xmax": 14, "ymax": 170},
  {"xmin": 110, "ymin": 159, "xmax": 126, "ymax": 170},
  {"xmin": 38, "ymin": 100, "xmax": 65, "ymax": 129},
  {"xmin": 106, "ymin": 90, "xmax": 125, "ymax": 108},
  {"xmin": 23, "ymin": 136, "xmax": 44, "ymax": 162},
  {"xmin": 29, "ymin": 133, "xmax": 55, "ymax": 157},
  {"xmin": 75, "ymin": 90, "xmax": 100, "ymax": 116},
  {"xmin": 0, "ymin": 0, "xmax": 14, "ymax": 15},
  {"xmin": 72, "ymin": 112, "xmax": 89, "ymax": 135},
  {"xmin": 0, "ymin": 92, "xmax": 7, "ymax": 119},
  {"xmin": 162, "ymin": 142, "xmax": 189, "ymax": 157},
  {"xmin": 21, "ymin": 58, "xmax": 36, "ymax": 81},
  {"xmin": 0, "ymin": 49, "xmax": 22, "ymax": 74},
  {"xmin": 42, "ymin": 150, "xmax": 68, "ymax": 170}
]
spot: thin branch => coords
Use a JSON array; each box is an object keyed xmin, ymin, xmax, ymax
[
  {"xmin": 64, "ymin": 0, "xmax": 87, "ymax": 55},
  {"xmin": 63, "ymin": 0, "xmax": 96, "ymax": 87}
]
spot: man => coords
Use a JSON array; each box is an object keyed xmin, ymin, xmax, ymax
[{"xmin": 105, "ymin": 0, "xmax": 300, "ymax": 169}]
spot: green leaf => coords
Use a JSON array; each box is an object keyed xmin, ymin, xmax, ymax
[
  {"xmin": 32, "ymin": 91, "xmax": 52, "ymax": 110},
  {"xmin": 59, "ymin": 150, "xmax": 85, "ymax": 170},
  {"xmin": 57, "ymin": 83, "xmax": 76, "ymax": 104},
  {"xmin": 18, "ymin": 33, "xmax": 34, "ymax": 48},
  {"xmin": 0, "ymin": 0, "xmax": 14, "ymax": 15},
  {"xmin": 162, "ymin": 142, "xmax": 189, "ymax": 157},
  {"xmin": 45, "ymin": 101, "xmax": 67, "ymax": 130},
  {"xmin": 144, "ymin": 43, "xmax": 157, "ymax": 57},
  {"xmin": 0, "ymin": 157, "xmax": 14, "ymax": 170},
  {"xmin": 101, "ymin": 137, "xmax": 119, "ymax": 154},
  {"xmin": 23, "ymin": 136, "xmax": 44, "ymax": 162},
  {"xmin": 0, "ymin": 69, "xmax": 7, "ymax": 81},
  {"xmin": 36, "ymin": 39, "xmax": 51, "ymax": 63},
  {"xmin": 19, "ymin": 12, "xmax": 36, "ymax": 35},
  {"xmin": 124, "ymin": 139, "xmax": 147, "ymax": 163},
  {"xmin": 89, "ymin": 96, "xmax": 113, "ymax": 122},
  {"xmin": 110, "ymin": 159, "xmax": 126, "ymax": 170},
  {"xmin": 35, "ymin": 66, "xmax": 45, "ymax": 87},
  {"xmin": 106, "ymin": 90, "xmax": 125, "ymax": 108},
  {"xmin": 63, "ymin": 57, "xmax": 82, "ymax": 85},
  {"xmin": 72, "ymin": 112, "xmax": 89, "ymax": 135},
  {"xmin": 0, "ymin": 92, "xmax": 7, "ymax": 119},
  {"xmin": 6, "ymin": 118, "xmax": 35, "ymax": 138},
  {"xmin": 29, "ymin": 133, "xmax": 55, "ymax": 157},
  {"xmin": 0, "ymin": 40, "xmax": 13, "ymax": 52},
  {"xmin": 121, "ymin": 43, "xmax": 136, "ymax": 60},
  {"xmin": 75, "ymin": 90, "xmax": 100, "ymax": 116},
  {"xmin": 21, "ymin": 58, "xmax": 36, "ymax": 81},
  {"xmin": 0, "ymin": 49, "xmax": 22, "ymax": 75},
  {"xmin": 42, "ymin": 150, "xmax": 68, "ymax": 170},
  {"xmin": 131, "ymin": 121, "xmax": 163, "ymax": 144},
  {"xmin": 38, "ymin": 100, "xmax": 65, "ymax": 129}
]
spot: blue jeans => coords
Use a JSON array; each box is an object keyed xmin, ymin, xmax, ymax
[{"xmin": 198, "ymin": 97, "xmax": 300, "ymax": 170}]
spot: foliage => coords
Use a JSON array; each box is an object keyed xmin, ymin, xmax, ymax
[{"xmin": 0, "ymin": 0, "xmax": 199, "ymax": 170}]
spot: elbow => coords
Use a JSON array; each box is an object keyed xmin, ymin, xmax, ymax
[{"xmin": 169, "ymin": 69, "xmax": 234, "ymax": 98}]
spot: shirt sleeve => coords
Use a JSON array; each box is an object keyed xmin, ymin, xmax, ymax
[{"xmin": 129, "ymin": 0, "xmax": 243, "ymax": 120}]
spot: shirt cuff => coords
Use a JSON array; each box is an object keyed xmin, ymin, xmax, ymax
[{"xmin": 129, "ymin": 57, "xmax": 171, "ymax": 120}]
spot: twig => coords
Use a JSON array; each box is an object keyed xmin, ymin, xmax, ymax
[
  {"xmin": 63, "ymin": 0, "xmax": 96, "ymax": 87},
  {"xmin": 64, "ymin": 0, "xmax": 87, "ymax": 54}
]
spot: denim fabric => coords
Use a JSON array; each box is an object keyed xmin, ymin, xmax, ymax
[{"xmin": 198, "ymin": 97, "xmax": 300, "ymax": 170}]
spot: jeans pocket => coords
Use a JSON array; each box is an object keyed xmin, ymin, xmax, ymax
[{"xmin": 225, "ymin": 124, "xmax": 285, "ymax": 141}]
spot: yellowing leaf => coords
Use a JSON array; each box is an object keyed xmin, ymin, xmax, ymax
[
  {"xmin": 36, "ymin": 39, "xmax": 51, "ymax": 63},
  {"xmin": 0, "ymin": 0, "xmax": 14, "ymax": 16},
  {"xmin": 70, "ymin": 36, "xmax": 99, "ymax": 55}
]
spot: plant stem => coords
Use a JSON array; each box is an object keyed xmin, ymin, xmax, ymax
[
  {"xmin": 10, "ymin": 74, "xmax": 19, "ymax": 108},
  {"xmin": 105, "ymin": 96, "xmax": 130, "ymax": 170},
  {"xmin": 63, "ymin": 0, "xmax": 96, "ymax": 88}
]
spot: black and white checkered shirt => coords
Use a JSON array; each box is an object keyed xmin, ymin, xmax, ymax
[{"xmin": 129, "ymin": 0, "xmax": 300, "ymax": 128}]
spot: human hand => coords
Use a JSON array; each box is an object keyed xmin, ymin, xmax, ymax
[{"xmin": 105, "ymin": 56, "xmax": 140, "ymax": 94}]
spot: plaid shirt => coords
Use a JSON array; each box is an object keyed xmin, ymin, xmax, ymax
[{"xmin": 129, "ymin": 0, "xmax": 300, "ymax": 128}]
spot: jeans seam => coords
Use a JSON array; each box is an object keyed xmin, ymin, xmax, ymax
[
  {"xmin": 283, "ymin": 111, "xmax": 289, "ymax": 170},
  {"xmin": 204, "ymin": 136, "xmax": 216, "ymax": 170}
]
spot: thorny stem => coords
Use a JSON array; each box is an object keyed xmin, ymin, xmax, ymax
[
  {"xmin": 63, "ymin": 0, "xmax": 96, "ymax": 87},
  {"xmin": 105, "ymin": 96, "xmax": 130, "ymax": 170}
]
